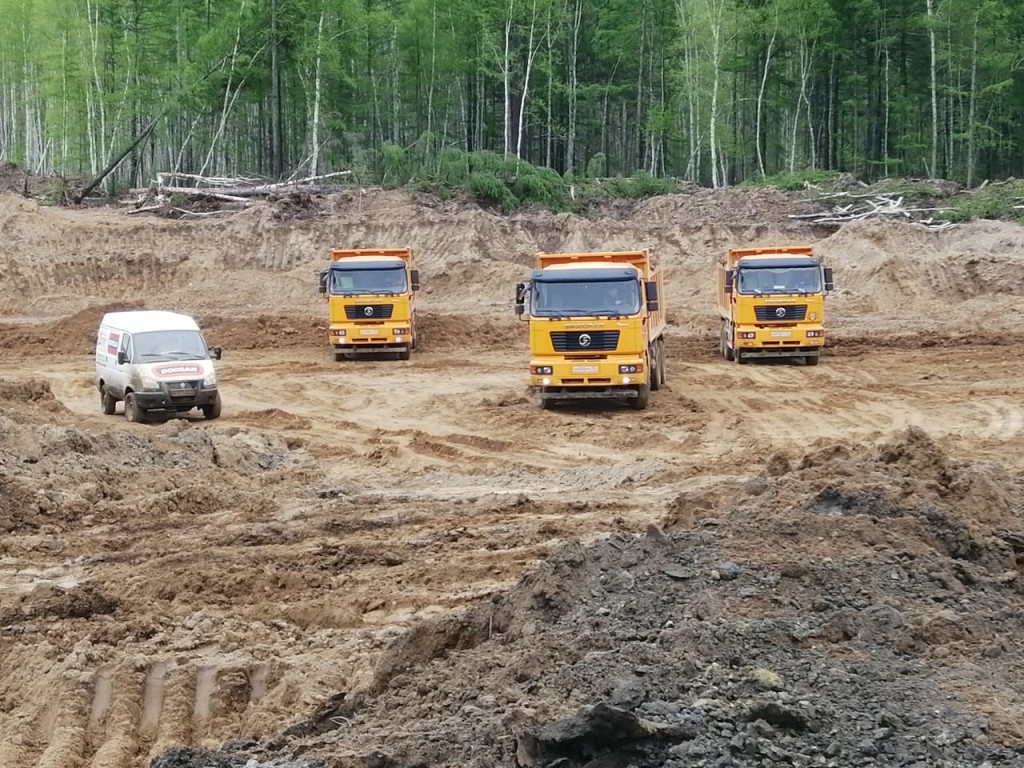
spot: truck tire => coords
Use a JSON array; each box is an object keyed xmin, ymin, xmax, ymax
[
  {"xmin": 202, "ymin": 393, "xmax": 222, "ymax": 420},
  {"xmin": 805, "ymin": 354, "xmax": 820, "ymax": 366},
  {"xmin": 631, "ymin": 383, "xmax": 650, "ymax": 410},
  {"xmin": 398, "ymin": 347, "xmax": 411, "ymax": 361},
  {"xmin": 100, "ymin": 386, "xmax": 116, "ymax": 415},
  {"xmin": 649, "ymin": 344, "xmax": 661, "ymax": 391},
  {"xmin": 720, "ymin": 323, "xmax": 734, "ymax": 361},
  {"xmin": 124, "ymin": 392, "xmax": 145, "ymax": 423},
  {"xmin": 333, "ymin": 349, "xmax": 346, "ymax": 362},
  {"xmin": 735, "ymin": 349, "xmax": 748, "ymax": 365}
]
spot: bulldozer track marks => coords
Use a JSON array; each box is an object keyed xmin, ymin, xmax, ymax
[{"xmin": 0, "ymin": 661, "xmax": 279, "ymax": 768}]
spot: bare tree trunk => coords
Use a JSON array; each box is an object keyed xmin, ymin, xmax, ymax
[
  {"xmin": 967, "ymin": 12, "xmax": 978, "ymax": 186},
  {"xmin": 502, "ymin": 0, "xmax": 514, "ymax": 157},
  {"xmin": 515, "ymin": 0, "xmax": 543, "ymax": 161},
  {"xmin": 755, "ymin": 16, "xmax": 777, "ymax": 178},
  {"xmin": 310, "ymin": 9, "xmax": 326, "ymax": 176},
  {"xmin": 925, "ymin": 0, "xmax": 938, "ymax": 178},
  {"xmin": 566, "ymin": 0, "xmax": 582, "ymax": 174}
]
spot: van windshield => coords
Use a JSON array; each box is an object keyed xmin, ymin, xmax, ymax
[{"xmin": 133, "ymin": 330, "xmax": 209, "ymax": 361}]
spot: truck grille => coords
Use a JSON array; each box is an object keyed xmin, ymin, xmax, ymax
[
  {"xmin": 345, "ymin": 304, "xmax": 394, "ymax": 320},
  {"xmin": 755, "ymin": 305, "xmax": 807, "ymax": 322},
  {"xmin": 550, "ymin": 330, "xmax": 619, "ymax": 352}
]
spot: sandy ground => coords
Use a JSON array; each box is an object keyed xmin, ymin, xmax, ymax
[{"xmin": 1, "ymin": 187, "xmax": 1024, "ymax": 767}]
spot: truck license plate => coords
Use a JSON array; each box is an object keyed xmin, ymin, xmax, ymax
[
  {"xmin": 573, "ymin": 365, "xmax": 598, "ymax": 373},
  {"xmin": 361, "ymin": 329, "xmax": 378, "ymax": 335},
  {"xmin": 771, "ymin": 331, "xmax": 791, "ymax": 338}
]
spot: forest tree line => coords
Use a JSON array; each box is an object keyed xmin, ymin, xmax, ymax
[{"xmin": 0, "ymin": 0, "xmax": 1021, "ymax": 194}]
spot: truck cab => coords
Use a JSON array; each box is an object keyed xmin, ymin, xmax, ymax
[
  {"xmin": 717, "ymin": 246, "xmax": 834, "ymax": 365},
  {"xmin": 318, "ymin": 248, "xmax": 420, "ymax": 361},
  {"xmin": 515, "ymin": 251, "xmax": 667, "ymax": 410}
]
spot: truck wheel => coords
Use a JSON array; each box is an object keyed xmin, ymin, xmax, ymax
[
  {"xmin": 735, "ymin": 349, "xmax": 747, "ymax": 365},
  {"xmin": 124, "ymin": 392, "xmax": 146, "ymax": 423},
  {"xmin": 398, "ymin": 347, "xmax": 411, "ymax": 361},
  {"xmin": 100, "ymin": 386, "xmax": 116, "ymax": 415},
  {"xmin": 721, "ymin": 324, "xmax": 734, "ymax": 361},
  {"xmin": 631, "ymin": 383, "xmax": 650, "ymax": 410},
  {"xmin": 658, "ymin": 338, "xmax": 668, "ymax": 385},
  {"xmin": 805, "ymin": 354, "xmax": 820, "ymax": 366},
  {"xmin": 333, "ymin": 350, "xmax": 346, "ymax": 362},
  {"xmin": 649, "ymin": 344, "xmax": 661, "ymax": 391},
  {"xmin": 202, "ymin": 393, "xmax": 222, "ymax": 420}
]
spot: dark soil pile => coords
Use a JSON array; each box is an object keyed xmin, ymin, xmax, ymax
[{"xmin": 156, "ymin": 428, "xmax": 1024, "ymax": 768}]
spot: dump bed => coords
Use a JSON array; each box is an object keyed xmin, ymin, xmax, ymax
[
  {"xmin": 331, "ymin": 247, "xmax": 413, "ymax": 264},
  {"xmin": 537, "ymin": 250, "xmax": 653, "ymax": 279}
]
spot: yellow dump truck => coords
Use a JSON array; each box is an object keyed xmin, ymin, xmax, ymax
[
  {"xmin": 318, "ymin": 248, "xmax": 420, "ymax": 360},
  {"xmin": 514, "ymin": 250, "xmax": 667, "ymax": 409},
  {"xmin": 717, "ymin": 245, "xmax": 834, "ymax": 365}
]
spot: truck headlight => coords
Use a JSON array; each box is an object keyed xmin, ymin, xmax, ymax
[
  {"xmin": 330, "ymin": 329, "xmax": 346, "ymax": 337},
  {"xmin": 140, "ymin": 377, "xmax": 160, "ymax": 391},
  {"xmin": 203, "ymin": 373, "xmax": 217, "ymax": 388},
  {"xmin": 618, "ymin": 364, "xmax": 642, "ymax": 374},
  {"xmin": 531, "ymin": 366, "xmax": 553, "ymax": 375},
  {"xmin": 393, "ymin": 328, "xmax": 409, "ymax": 336}
]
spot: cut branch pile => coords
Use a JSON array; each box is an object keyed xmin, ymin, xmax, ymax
[
  {"xmin": 791, "ymin": 189, "xmax": 958, "ymax": 231},
  {"xmin": 126, "ymin": 170, "xmax": 353, "ymax": 217}
]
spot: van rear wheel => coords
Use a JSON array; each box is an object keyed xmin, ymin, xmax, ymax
[
  {"xmin": 100, "ymin": 387, "xmax": 116, "ymax": 415},
  {"xmin": 124, "ymin": 393, "xmax": 145, "ymax": 423}
]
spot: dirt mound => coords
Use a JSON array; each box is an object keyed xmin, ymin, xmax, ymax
[{"xmin": 149, "ymin": 428, "xmax": 1024, "ymax": 768}]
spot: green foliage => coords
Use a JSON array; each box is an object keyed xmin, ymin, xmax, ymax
[
  {"xmin": 743, "ymin": 169, "xmax": 844, "ymax": 191},
  {"xmin": 938, "ymin": 182, "xmax": 1024, "ymax": 222},
  {"xmin": 586, "ymin": 153, "xmax": 607, "ymax": 179},
  {"xmin": 598, "ymin": 173, "xmax": 678, "ymax": 199}
]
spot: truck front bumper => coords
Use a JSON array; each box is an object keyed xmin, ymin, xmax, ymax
[
  {"xmin": 528, "ymin": 356, "xmax": 645, "ymax": 394},
  {"xmin": 329, "ymin": 323, "xmax": 412, "ymax": 349},
  {"xmin": 735, "ymin": 326, "xmax": 824, "ymax": 356}
]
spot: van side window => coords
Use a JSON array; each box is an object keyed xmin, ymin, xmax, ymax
[{"xmin": 120, "ymin": 334, "xmax": 133, "ymax": 363}]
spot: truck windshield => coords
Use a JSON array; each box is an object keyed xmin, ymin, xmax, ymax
[
  {"xmin": 532, "ymin": 279, "xmax": 640, "ymax": 317},
  {"xmin": 330, "ymin": 266, "xmax": 407, "ymax": 295},
  {"xmin": 133, "ymin": 330, "xmax": 209, "ymax": 361},
  {"xmin": 737, "ymin": 266, "xmax": 821, "ymax": 295}
]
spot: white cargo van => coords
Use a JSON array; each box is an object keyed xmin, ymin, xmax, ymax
[{"xmin": 95, "ymin": 310, "xmax": 222, "ymax": 422}]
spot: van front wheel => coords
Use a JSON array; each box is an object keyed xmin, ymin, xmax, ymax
[
  {"xmin": 100, "ymin": 387, "xmax": 116, "ymax": 415},
  {"xmin": 124, "ymin": 393, "xmax": 145, "ymax": 423},
  {"xmin": 202, "ymin": 393, "xmax": 222, "ymax": 420}
]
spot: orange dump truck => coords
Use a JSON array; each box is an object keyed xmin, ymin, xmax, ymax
[
  {"xmin": 716, "ymin": 245, "xmax": 834, "ymax": 365},
  {"xmin": 318, "ymin": 248, "xmax": 420, "ymax": 360},
  {"xmin": 514, "ymin": 250, "xmax": 667, "ymax": 409}
]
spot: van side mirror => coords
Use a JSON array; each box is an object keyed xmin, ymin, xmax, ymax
[
  {"xmin": 117, "ymin": 350, "xmax": 128, "ymax": 365},
  {"xmin": 823, "ymin": 267, "xmax": 834, "ymax": 292},
  {"xmin": 411, "ymin": 269, "xmax": 421, "ymax": 291},
  {"xmin": 210, "ymin": 346, "xmax": 223, "ymax": 360},
  {"xmin": 644, "ymin": 280, "xmax": 659, "ymax": 311},
  {"xmin": 724, "ymin": 269, "xmax": 734, "ymax": 294},
  {"xmin": 318, "ymin": 269, "xmax": 328, "ymax": 294}
]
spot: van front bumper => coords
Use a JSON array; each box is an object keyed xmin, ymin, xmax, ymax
[{"xmin": 133, "ymin": 386, "xmax": 219, "ymax": 410}]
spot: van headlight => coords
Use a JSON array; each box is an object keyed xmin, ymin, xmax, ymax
[
  {"xmin": 203, "ymin": 373, "xmax": 217, "ymax": 388},
  {"xmin": 140, "ymin": 377, "xmax": 160, "ymax": 391}
]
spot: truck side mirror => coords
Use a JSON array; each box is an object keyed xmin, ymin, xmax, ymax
[
  {"xmin": 823, "ymin": 267, "xmax": 834, "ymax": 292},
  {"xmin": 645, "ymin": 280, "xmax": 659, "ymax": 311},
  {"xmin": 117, "ymin": 350, "xmax": 128, "ymax": 365},
  {"xmin": 514, "ymin": 283, "xmax": 527, "ymax": 318},
  {"xmin": 209, "ymin": 346, "xmax": 223, "ymax": 360},
  {"xmin": 410, "ymin": 269, "xmax": 421, "ymax": 291},
  {"xmin": 724, "ymin": 269, "xmax": 734, "ymax": 294},
  {"xmin": 318, "ymin": 269, "xmax": 328, "ymax": 294}
]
